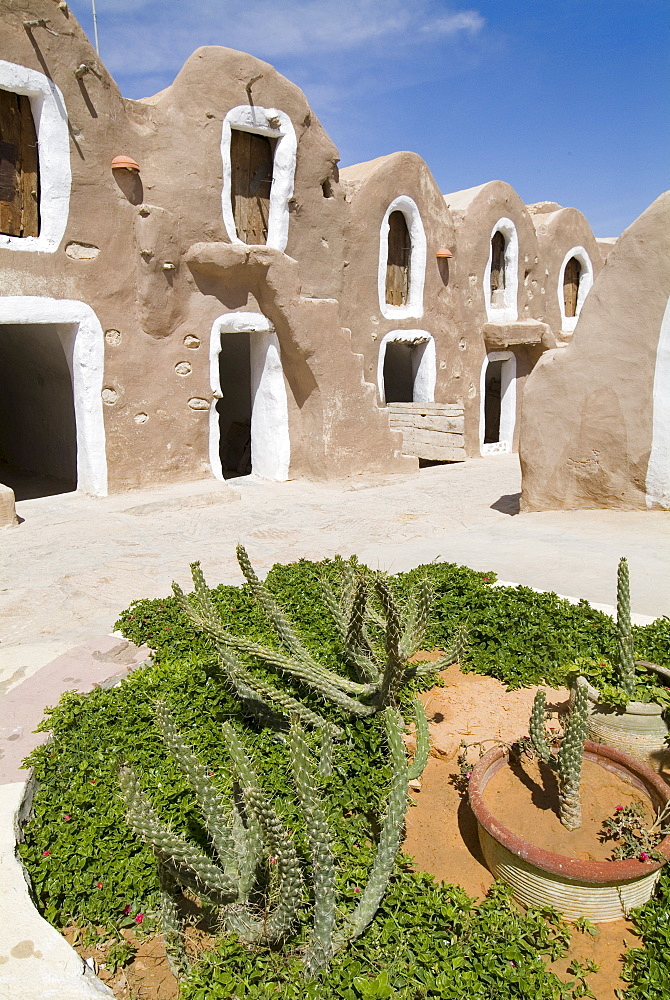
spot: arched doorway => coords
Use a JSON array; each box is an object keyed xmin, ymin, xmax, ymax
[
  {"xmin": 0, "ymin": 297, "xmax": 106, "ymax": 497},
  {"xmin": 480, "ymin": 351, "xmax": 516, "ymax": 455},
  {"xmin": 377, "ymin": 331, "xmax": 435, "ymax": 406},
  {"xmin": 209, "ymin": 312, "xmax": 290, "ymax": 481}
]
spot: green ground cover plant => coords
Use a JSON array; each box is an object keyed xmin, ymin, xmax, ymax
[{"xmin": 19, "ymin": 554, "xmax": 670, "ymax": 997}]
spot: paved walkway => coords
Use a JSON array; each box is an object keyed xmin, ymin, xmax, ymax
[{"xmin": 1, "ymin": 455, "xmax": 669, "ymax": 697}]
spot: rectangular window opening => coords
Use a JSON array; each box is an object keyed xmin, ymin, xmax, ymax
[
  {"xmin": 230, "ymin": 129, "xmax": 276, "ymax": 246},
  {"xmin": 0, "ymin": 90, "xmax": 40, "ymax": 238},
  {"xmin": 385, "ymin": 210, "xmax": 411, "ymax": 306}
]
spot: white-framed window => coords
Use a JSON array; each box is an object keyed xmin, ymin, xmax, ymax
[
  {"xmin": 221, "ymin": 105, "xmax": 296, "ymax": 252},
  {"xmin": 377, "ymin": 329, "xmax": 435, "ymax": 406},
  {"xmin": 0, "ymin": 60, "xmax": 71, "ymax": 253},
  {"xmin": 484, "ymin": 218, "xmax": 519, "ymax": 323},
  {"xmin": 558, "ymin": 246, "xmax": 594, "ymax": 333},
  {"xmin": 480, "ymin": 350, "xmax": 516, "ymax": 455},
  {"xmin": 377, "ymin": 196, "xmax": 426, "ymax": 320}
]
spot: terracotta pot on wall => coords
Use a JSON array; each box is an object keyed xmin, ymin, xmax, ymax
[
  {"xmin": 468, "ymin": 740, "xmax": 670, "ymax": 922},
  {"xmin": 583, "ymin": 682, "xmax": 670, "ymax": 778}
]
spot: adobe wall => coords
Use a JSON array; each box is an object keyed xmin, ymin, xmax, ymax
[
  {"xmin": 1, "ymin": 0, "xmax": 409, "ymax": 492},
  {"xmin": 340, "ymin": 152, "xmax": 458, "ymax": 406},
  {"xmin": 443, "ymin": 181, "xmax": 551, "ymax": 456},
  {"xmin": 520, "ymin": 191, "xmax": 670, "ymax": 511},
  {"xmin": 529, "ymin": 205, "xmax": 603, "ymax": 344}
]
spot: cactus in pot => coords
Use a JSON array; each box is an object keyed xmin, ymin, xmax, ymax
[{"xmin": 529, "ymin": 676, "xmax": 589, "ymax": 831}]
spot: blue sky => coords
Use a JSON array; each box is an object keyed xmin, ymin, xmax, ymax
[{"xmin": 69, "ymin": 0, "xmax": 668, "ymax": 236}]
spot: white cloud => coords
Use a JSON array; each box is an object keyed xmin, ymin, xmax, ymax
[{"xmin": 70, "ymin": 0, "xmax": 484, "ymax": 67}]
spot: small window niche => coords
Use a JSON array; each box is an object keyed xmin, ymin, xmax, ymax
[
  {"xmin": 0, "ymin": 89, "xmax": 40, "ymax": 238},
  {"xmin": 558, "ymin": 247, "xmax": 594, "ymax": 334},
  {"xmin": 385, "ymin": 210, "xmax": 411, "ymax": 306},
  {"xmin": 563, "ymin": 256, "xmax": 582, "ymax": 318},
  {"xmin": 489, "ymin": 230, "xmax": 506, "ymax": 306},
  {"xmin": 230, "ymin": 129, "xmax": 276, "ymax": 246}
]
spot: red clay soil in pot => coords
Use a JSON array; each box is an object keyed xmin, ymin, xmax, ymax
[{"xmin": 469, "ymin": 740, "xmax": 670, "ymax": 882}]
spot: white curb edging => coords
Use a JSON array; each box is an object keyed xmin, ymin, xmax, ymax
[{"xmin": 0, "ymin": 780, "xmax": 114, "ymax": 999}]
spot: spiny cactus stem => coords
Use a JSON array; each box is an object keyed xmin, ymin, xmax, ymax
[
  {"xmin": 334, "ymin": 707, "xmax": 409, "ymax": 950},
  {"xmin": 529, "ymin": 690, "xmax": 553, "ymax": 763},
  {"xmin": 407, "ymin": 698, "xmax": 430, "ymax": 781},
  {"xmin": 557, "ymin": 676, "xmax": 588, "ymax": 831},
  {"xmin": 288, "ymin": 720, "xmax": 336, "ymax": 976},
  {"xmin": 154, "ymin": 702, "xmax": 237, "ymax": 874},
  {"xmin": 119, "ymin": 766, "xmax": 238, "ymax": 905}
]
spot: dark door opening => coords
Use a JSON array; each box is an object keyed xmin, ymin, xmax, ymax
[
  {"xmin": 0, "ymin": 323, "xmax": 77, "ymax": 499},
  {"xmin": 383, "ymin": 341, "xmax": 415, "ymax": 403},
  {"xmin": 385, "ymin": 210, "xmax": 411, "ymax": 306},
  {"xmin": 230, "ymin": 129, "xmax": 276, "ymax": 245},
  {"xmin": 563, "ymin": 257, "xmax": 582, "ymax": 318},
  {"xmin": 217, "ymin": 332, "xmax": 252, "ymax": 478},
  {"xmin": 483, "ymin": 359, "xmax": 504, "ymax": 444},
  {"xmin": 490, "ymin": 230, "xmax": 506, "ymax": 306}
]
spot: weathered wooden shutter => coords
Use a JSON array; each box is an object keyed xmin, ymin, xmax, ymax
[
  {"xmin": 490, "ymin": 230, "xmax": 506, "ymax": 293},
  {"xmin": 563, "ymin": 257, "xmax": 581, "ymax": 318},
  {"xmin": 0, "ymin": 89, "xmax": 39, "ymax": 238},
  {"xmin": 385, "ymin": 210, "xmax": 411, "ymax": 306},
  {"xmin": 230, "ymin": 129, "xmax": 275, "ymax": 245}
]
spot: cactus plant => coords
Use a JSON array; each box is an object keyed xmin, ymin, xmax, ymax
[
  {"xmin": 528, "ymin": 676, "xmax": 589, "ymax": 831},
  {"xmin": 119, "ymin": 695, "xmax": 429, "ymax": 977},
  {"xmin": 616, "ymin": 556, "xmax": 637, "ymax": 698},
  {"xmin": 171, "ymin": 546, "xmax": 467, "ymax": 727}
]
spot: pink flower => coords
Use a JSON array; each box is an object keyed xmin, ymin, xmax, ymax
[
  {"xmin": 96, "ymin": 881, "xmax": 103, "ymax": 889},
  {"xmin": 123, "ymin": 905, "xmax": 131, "ymax": 916},
  {"xmin": 63, "ymin": 814, "xmax": 71, "ymax": 822},
  {"xmin": 42, "ymin": 850, "xmax": 50, "ymax": 857},
  {"xmin": 639, "ymin": 852, "xmax": 650, "ymax": 862},
  {"xmin": 268, "ymin": 857, "xmax": 277, "ymax": 865},
  {"xmin": 615, "ymin": 806, "xmax": 624, "ymax": 812},
  {"xmin": 135, "ymin": 913, "xmax": 145, "ymax": 925},
  {"xmin": 90, "ymin": 779, "xmax": 97, "ymax": 785},
  {"xmin": 509, "ymin": 961, "xmax": 516, "ymax": 967},
  {"xmin": 353, "ymin": 887, "xmax": 360, "ymax": 893}
]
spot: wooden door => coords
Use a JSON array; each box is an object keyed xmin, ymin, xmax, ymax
[
  {"xmin": 0, "ymin": 89, "xmax": 39, "ymax": 238},
  {"xmin": 563, "ymin": 257, "xmax": 581, "ymax": 317},
  {"xmin": 385, "ymin": 210, "xmax": 411, "ymax": 305},
  {"xmin": 490, "ymin": 230, "xmax": 506, "ymax": 293},
  {"xmin": 230, "ymin": 129, "xmax": 275, "ymax": 245}
]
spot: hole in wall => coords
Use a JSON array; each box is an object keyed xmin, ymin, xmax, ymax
[
  {"xmin": 216, "ymin": 332, "xmax": 252, "ymax": 478},
  {"xmin": 383, "ymin": 341, "xmax": 415, "ymax": 403},
  {"xmin": 0, "ymin": 323, "xmax": 77, "ymax": 499},
  {"xmin": 483, "ymin": 359, "xmax": 504, "ymax": 444}
]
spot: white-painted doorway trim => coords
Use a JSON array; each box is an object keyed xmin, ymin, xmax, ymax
[
  {"xmin": 377, "ymin": 329, "xmax": 435, "ymax": 406},
  {"xmin": 484, "ymin": 217, "xmax": 519, "ymax": 324},
  {"xmin": 0, "ymin": 297, "xmax": 107, "ymax": 495},
  {"xmin": 0, "ymin": 60, "xmax": 71, "ymax": 254},
  {"xmin": 646, "ymin": 293, "xmax": 670, "ymax": 509},
  {"xmin": 377, "ymin": 195, "xmax": 427, "ymax": 320},
  {"xmin": 220, "ymin": 105, "xmax": 297, "ymax": 253},
  {"xmin": 480, "ymin": 350, "xmax": 516, "ymax": 455},
  {"xmin": 209, "ymin": 312, "xmax": 290, "ymax": 481},
  {"xmin": 558, "ymin": 246, "xmax": 594, "ymax": 334}
]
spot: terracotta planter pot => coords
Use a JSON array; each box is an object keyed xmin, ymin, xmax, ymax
[
  {"xmin": 469, "ymin": 740, "xmax": 670, "ymax": 921},
  {"xmin": 583, "ymin": 681, "xmax": 670, "ymax": 776}
]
